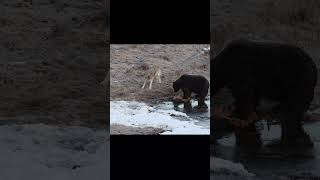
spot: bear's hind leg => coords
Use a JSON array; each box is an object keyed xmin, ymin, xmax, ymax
[{"xmin": 279, "ymin": 108, "xmax": 313, "ymax": 147}]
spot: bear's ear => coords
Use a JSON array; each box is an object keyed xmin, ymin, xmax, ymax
[{"xmin": 172, "ymin": 81, "xmax": 180, "ymax": 92}]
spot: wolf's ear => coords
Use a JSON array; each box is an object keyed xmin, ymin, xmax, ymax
[{"xmin": 175, "ymin": 69, "xmax": 183, "ymax": 79}]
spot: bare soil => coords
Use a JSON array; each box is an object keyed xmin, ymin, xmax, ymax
[
  {"xmin": 0, "ymin": 0, "xmax": 108, "ymax": 128},
  {"xmin": 111, "ymin": 124, "xmax": 165, "ymax": 135}
]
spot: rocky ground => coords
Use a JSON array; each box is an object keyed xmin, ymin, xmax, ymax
[{"xmin": 110, "ymin": 44, "xmax": 210, "ymax": 134}]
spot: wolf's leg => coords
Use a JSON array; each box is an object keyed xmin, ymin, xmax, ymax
[
  {"xmin": 149, "ymin": 77, "xmax": 154, "ymax": 89},
  {"xmin": 142, "ymin": 79, "xmax": 147, "ymax": 89},
  {"xmin": 158, "ymin": 74, "xmax": 161, "ymax": 83}
]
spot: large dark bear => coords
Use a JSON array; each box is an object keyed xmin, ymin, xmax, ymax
[
  {"xmin": 173, "ymin": 74, "xmax": 209, "ymax": 108},
  {"xmin": 212, "ymin": 39, "xmax": 317, "ymax": 147}
]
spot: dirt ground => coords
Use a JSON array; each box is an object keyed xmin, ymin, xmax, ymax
[
  {"xmin": 111, "ymin": 124, "xmax": 165, "ymax": 135},
  {"xmin": 211, "ymin": 0, "xmax": 320, "ymax": 106},
  {"xmin": 110, "ymin": 44, "xmax": 210, "ymax": 134},
  {"xmin": 0, "ymin": 0, "xmax": 108, "ymax": 128}
]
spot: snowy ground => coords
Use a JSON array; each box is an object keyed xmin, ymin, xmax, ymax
[
  {"xmin": 211, "ymin": 157, "xmax": 257, "ymax": 180},
  {"xmin": 110, "ymin": 101, "xmax": 209, "ymax": 135},
  {"xmin": 0, "ymin": 124, "xmax": 109, "ymax": 180}
]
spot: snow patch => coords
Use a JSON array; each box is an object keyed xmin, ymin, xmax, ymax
[
  {"xmin": 0, "ymin": 124, "xmax": 109, "ymax": 180},
  {"xmin": 211, "ymin": 157, "xmax": 255, "ymax": 177},
  {"xmin": 110, "ymin": 101, "xmax": 209, "ymax": 134}
]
